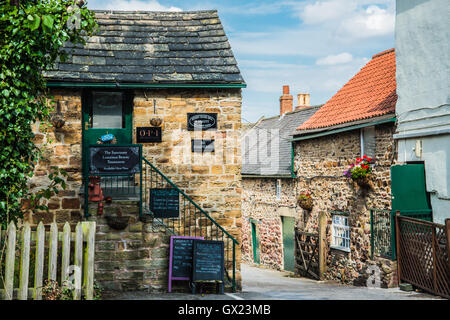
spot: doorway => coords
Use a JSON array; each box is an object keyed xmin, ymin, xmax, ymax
[
  {"xmin": 281, "ymin": 216, "xmax": 295, "ymax": 272},
  {"xmin": 82, "ymin": 90, "xmax": 134, "ymax": 198}
]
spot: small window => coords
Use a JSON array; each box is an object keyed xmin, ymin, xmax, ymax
[
  {"xmin": 331, "ymin": 215, "xmax": 350, "ymax": 252},
  {"xmin": 360, "ymin": 126, "xmax": 376, "ymax": 159},
  {"xmin": 91, "ymin": 91, "xmax": 124, "ymax": 129},
  {"xmin": 276, "ymin": 179, "xmax": 281, "ymax": 200}
]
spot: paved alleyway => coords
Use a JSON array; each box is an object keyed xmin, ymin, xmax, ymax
[{"xmin": 105, "ymin": 263, "xmax": 440, "ymax": 300}]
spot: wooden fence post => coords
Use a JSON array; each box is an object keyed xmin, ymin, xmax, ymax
[
  {"xmin": 83, "ymin": 221, "xmax": 96, "ymax": 300},
  {"xmin": 318, "ymin": 211, "xmax": 327, "ymax": 279},
  {"xmin": 61, "ymin": 222, "xmax": 71, "ymax": 287},
  {"xmin": 48, "ymin": 222, "xmax": 58, "ymax": 281},
  {"xmin": 73, "ymin": 222, "xmax": 83, "ymax": 300},
  {"xmin": 18, "ymin": 223, "xmax": 31, "ymax": 300},
  {"xmin": 33, "ymin": 222, "xmax": 45, "ymax": 300},
  {"xmin": 4, "ymin": 222, "xmax": 16, "ymax": 300}
]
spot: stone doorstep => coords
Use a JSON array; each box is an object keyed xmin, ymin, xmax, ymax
[{"xmin": 399, "ymin": 283, "xmax": 414, "ymax": 292}]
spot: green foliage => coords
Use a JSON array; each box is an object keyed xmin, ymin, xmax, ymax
[{"xmin": 0, "ymin": 1, "xmax": 97, "ymax": 226}]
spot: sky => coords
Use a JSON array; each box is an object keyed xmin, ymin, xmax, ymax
[{"xmin": 86, "ymin": 0, "xmax": 396, "ymax": 123}]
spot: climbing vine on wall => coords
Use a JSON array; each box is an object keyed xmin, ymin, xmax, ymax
[{"xmin": 0, "ymin": 0, "xmax": 97, "ymax": 226}]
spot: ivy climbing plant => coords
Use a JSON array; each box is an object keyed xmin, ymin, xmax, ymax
[{"xmin": 0, "ymin": 0, "xmax": 97, "ymax": 226}]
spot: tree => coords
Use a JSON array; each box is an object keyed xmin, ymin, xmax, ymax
[{"xmin": 0, "ymin": 0, "xmax": 97, "ymax": 226}]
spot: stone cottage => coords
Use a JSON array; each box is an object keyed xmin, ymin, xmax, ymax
[
  {"xmin": 292, "ymin": 48, "xmax": 398, "ymax": 287},
  {"xmin": 241, "ymin": 85, "xmax": 319, "ymax": 271},
  {"xmin": 29, "ymin": 10, "xmax": 245, "ymax": 292}
]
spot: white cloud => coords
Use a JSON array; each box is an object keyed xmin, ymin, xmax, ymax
[
  {"xmin": 340, "ymin": 5, "xmax": 395, "ymax": 38},
  {"xmin": 300, "ymin": 0, "xmax": 357, "ymax": 25},
  {"xmin": 316, "ymin": 52, "xmax": 353, "ymax": 65},
  {"xmin": 296, "ymin": 0, "xmax": 395, "ymax": 40},
  {"xmin": 87, "ymin": 0, "xmax": 182, "ymax": 11}
]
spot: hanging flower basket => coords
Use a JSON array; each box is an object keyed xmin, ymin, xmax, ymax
[
  {"xmin": 354, "ymin": 175, "xmax": 375, "ymax": 190},
  {"xmin": 105, "ymin": 216, "xmax": 129, "ymax": 230},
  {"xmin": 298, "ymin": 191, "xmax": 313, "ymax": 210},
  {"xmin": 344, "ymin": 155, "xmax": 374, "ymax": 191},
  {"xmin": 105, "ymin": 208, "xmax": 129, "ymax": 230}
]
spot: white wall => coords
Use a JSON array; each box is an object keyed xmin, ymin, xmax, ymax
[{"xmin": 395, "ymin": 0, "xmax": 450, "ymax": 224}]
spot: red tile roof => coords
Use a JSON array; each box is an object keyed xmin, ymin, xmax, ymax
[{"xmin": 296, "ymin": 48, "xmax": 397, "ymax": 131}]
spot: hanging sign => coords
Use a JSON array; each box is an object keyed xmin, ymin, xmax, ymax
[
  {"xmin": 89, "ymin": 145, "xmax": 140, "ymax": 174},
  {"xmin": 187, "ymin": 113, "xmax": 217, "ymax": 131},
  {"xmin": 136, "ymin": 127, "xmax": 162, "ymax": 143}
]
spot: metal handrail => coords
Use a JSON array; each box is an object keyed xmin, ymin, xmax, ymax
[{"xmin": 142, "ymin": 158, "xmax": 239, "ymax": 245}]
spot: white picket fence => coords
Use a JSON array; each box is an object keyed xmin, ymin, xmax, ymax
[{"xmin": 0, "ymin": 221, "xmax": 96, "ymax": 300}]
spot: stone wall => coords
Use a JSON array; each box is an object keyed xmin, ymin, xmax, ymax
[
  {"xmin": 28, "ymin": 88, "xmax": 84, "ymax": 226},
  {"xmin": 293, "ymin": 123, "xmax": 398, "ymax": 288},
  {"xmin": 241, "ymin": 178, "xmax": 297, "ymax": 270},
  {"xmin": 27, "ymin": 87, "xmax": 242, "ymax": 292}
]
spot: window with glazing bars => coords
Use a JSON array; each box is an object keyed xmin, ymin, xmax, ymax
[{"xmin": 331, "ymin": 215, "xmax": 350, "ymax": 252}]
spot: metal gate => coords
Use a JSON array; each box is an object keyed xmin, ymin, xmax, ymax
[
  {"xmin": 396, "ymin": 215, "xmax": 450, "ymax": 299},
  {"xmin": 295, "ymin": 230, "xmax": 320, "ymax": 280}
]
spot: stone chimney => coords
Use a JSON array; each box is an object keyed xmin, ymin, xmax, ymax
[
  {"xmin": 279, "ymin": 85, "xmax": 293, "ymax": 116},
  {"xmin": 295, "ymin": 93, "xmax": 310, "ymax": 110}
]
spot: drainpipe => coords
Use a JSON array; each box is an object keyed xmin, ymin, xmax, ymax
[{"xmin": 291, "ymin": 141, "xmax": 296, "ymax": 178}]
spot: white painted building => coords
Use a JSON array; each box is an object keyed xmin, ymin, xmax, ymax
[{"xmin": 394, "ymin": 0, "xmax": 450, "ymax": 224}]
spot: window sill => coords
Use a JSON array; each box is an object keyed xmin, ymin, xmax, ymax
[{"xmin": 330, "ymin": 245, "xmax": 351, "ymax": 253}]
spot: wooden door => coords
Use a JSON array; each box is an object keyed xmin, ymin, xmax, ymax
[{"xmin": 282, "ymin": 216, "xmax": 295, "ymax": 272}]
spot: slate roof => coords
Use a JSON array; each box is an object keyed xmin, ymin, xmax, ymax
[
  {"xmin": 296, "ymin": 49, "xmax": 396, "ymax": 133},
  {"xmin": 44, "ymin": 10, "xmax": 245, "ymax": 85},
  {"xmin": 242, "ymin": 106, "xmax": 320, "ymax": 177}
]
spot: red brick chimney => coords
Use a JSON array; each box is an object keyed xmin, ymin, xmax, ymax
[
  {"xmin": 295, "ymin": 93, "xmax": 310, "ymax": 111},
  {"xmin": 280, "ymin": 85, "xmax": 293, "ymax": 116}
]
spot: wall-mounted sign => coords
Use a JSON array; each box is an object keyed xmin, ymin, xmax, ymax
[
  {"xmin": 136, "ymin": 127, "xmax": 162, "ymax": 143},
  {"xmin": 90, "ymin": 145, "xmax": 140, "ymax": 174},
  {"xmin": 191, "ymin": 140, "xmax": 214, "ymax": 153},
  {"xmin": 150, "ymin": 188, "xmax": 179, "ymax": 218},
  {"xmin": 187, "ymin": 113, "xmax": 217, "ymax": 131}
]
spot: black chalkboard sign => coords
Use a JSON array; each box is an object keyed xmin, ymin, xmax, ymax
[
  {"xmin": 172, "ymin": 238, "xmax": 195, "ymax": 278},
  {"xmin": 90, "ymin": 145, "xmax": 140, "ymax": 174},
  {"xmin": 150, "ymin": 188, "xmax": 179, "ymax": 218},
  {"xmin": 192, "ymin": 240, "xmax": 224, "ymax": 282}
]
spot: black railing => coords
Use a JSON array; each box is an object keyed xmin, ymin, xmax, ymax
[
  {"xmin": 141, "ymin": 158, "xmax": 238, "ymax": 292},
  {"xmin": 370, "ymin": 208, "xmax": 433, "ymax": 260}
]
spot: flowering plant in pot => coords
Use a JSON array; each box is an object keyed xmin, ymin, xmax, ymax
[
  {"xmin": 298, "ymin": 191, "xmax": 313, "ymax": 210},
  {"xmin": 344, "ymin": 155, "xmax": 374, "ymax": 189}
]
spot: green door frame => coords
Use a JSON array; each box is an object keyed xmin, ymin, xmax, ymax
[
  {"xmin": 81, "ymin": 89, "xmax": 134, "ymax": 177},
  {"xmin": 251, "ymin": 221, "xmax": 260, "ymax": 264}
]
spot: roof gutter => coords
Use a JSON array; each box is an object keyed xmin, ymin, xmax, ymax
[
  {"xmin": 46, "ymin": 82, "xmax": 247, "ymax": 89},
  {"xmin": 291, "ymin": 116, "xmax": 396, "ymax": 142}
]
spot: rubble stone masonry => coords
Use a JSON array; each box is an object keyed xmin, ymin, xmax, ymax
[
  {"xmin": 293, "ymin": 123, "xmax": 397, "ymax": 287},
  {"xmin": 241, "ymin": 178, "xmax": 296, "ymax": 270},
  {"xmin": 241, "ymin": 123, "xmax": 398, "ymax": 288}
]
